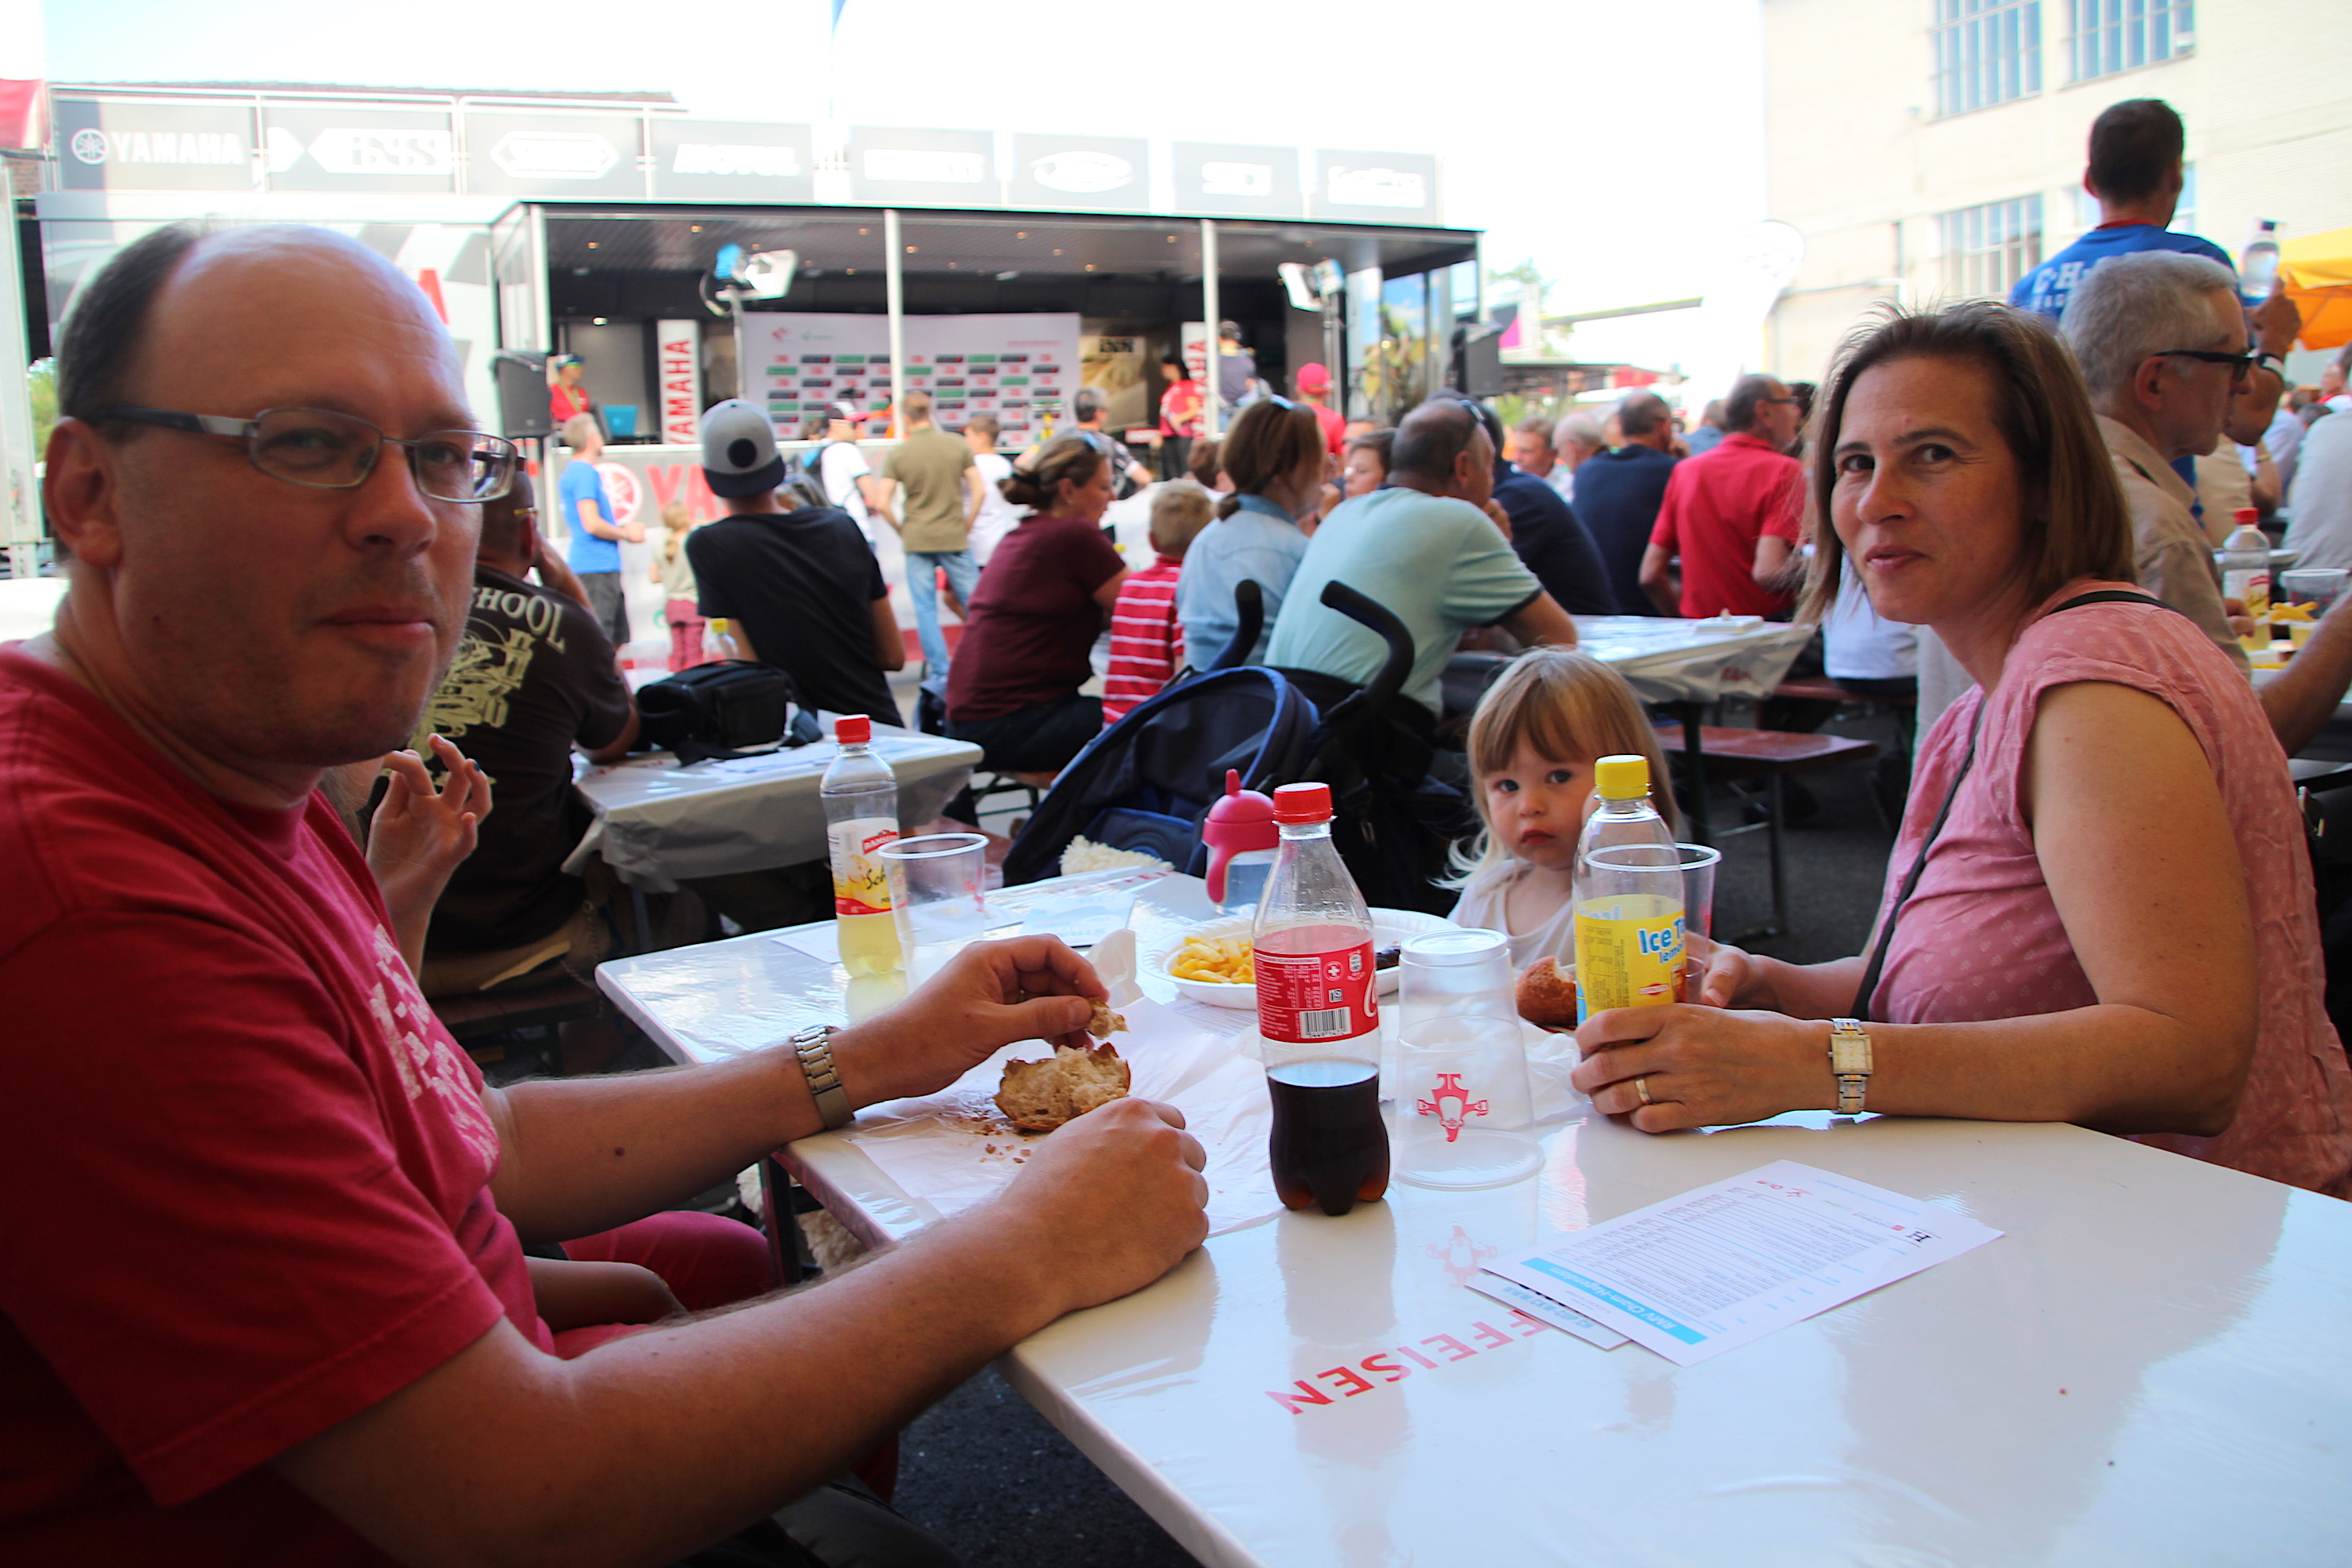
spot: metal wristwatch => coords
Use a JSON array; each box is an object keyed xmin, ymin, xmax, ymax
[
  {"xmin": 1828, "ymin": 1018, "xmax": 1873, "ymax": 1116},
  {"xmin": 791, "ymin": 1023, "xmax": 853, "ymax": 1131}
]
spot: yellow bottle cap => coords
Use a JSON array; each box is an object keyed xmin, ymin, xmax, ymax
[{"xmin": 1593, "ymin": 753, "xmax": 1651, "ymax": 800}]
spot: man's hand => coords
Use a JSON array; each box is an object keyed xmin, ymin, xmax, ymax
[
  {"xmin": 2251, "ymin": 281, "xmax": 2302, "ymax": 361},
  {"xmin": 832, "ymin": 936, "xmax": 1106, "ymax": 1108},
  {"xmin": 984, "ymin": 1098, "xmax": 1209, "ymax": 1316},
  {"xmin": 1482, "ymin": 499, "xmax": 1514, "ymax": 540}
]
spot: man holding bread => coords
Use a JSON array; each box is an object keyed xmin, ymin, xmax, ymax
[{"xmin": 1, "ymin": 221, "xmax": 1208, "ymax": 1566}]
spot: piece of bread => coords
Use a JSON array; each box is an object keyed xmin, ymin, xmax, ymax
[
  {"xmin": 995, "ymin": 1043, "xmax": 1131, "ymax": 1132},
  {"xmin": 1086, "ymin": 1000, "xmax": 1127, "ymax": 1039},
  {"xmin": 1516, "ymin": 956, "xmax": 1580, "ymax": 1030}
]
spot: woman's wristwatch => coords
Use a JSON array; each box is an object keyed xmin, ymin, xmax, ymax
[{"xmin": 1828, "ymin": 1018, "xmax": 1873, "ymax": 1116}]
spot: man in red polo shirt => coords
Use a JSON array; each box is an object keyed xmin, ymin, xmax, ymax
[
  {"xmin": 1639, "ymin": 374, "xmax": 1806, "ymax": 618},
  {"xmin": 2, "ymin": 222, "xmax": 1207, "ymax": 1566}
]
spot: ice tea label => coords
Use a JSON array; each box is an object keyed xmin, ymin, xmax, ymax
[
  {"xmin": 2223, "ymin": 568, "xmax": 2270, "ymax": 619},
  {"xmin": 1573, "ymin": 895, "xmax": 1685, "ymax": 1023},
  {"xmin": 828, "ymin": 818, "xmax": 898, "ymax": 916},
  {"xmin": 1255, "ymin": 940, "xmax": 1379, "ymax": 1044}
]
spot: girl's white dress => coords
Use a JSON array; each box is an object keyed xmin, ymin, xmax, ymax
[{"xmin": 1448, "ymin": 861, "xmax": 1573, "ymax": 970}]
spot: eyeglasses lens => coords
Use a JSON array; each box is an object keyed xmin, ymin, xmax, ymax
[{"xmin": 248, "ymin": 409, "xmax": 516, "ymax": 501}]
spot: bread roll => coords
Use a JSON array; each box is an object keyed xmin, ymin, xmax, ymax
[
  {"xmin": 995, "ymin": 1043, "xmax": 1131, "ymax": 1132},
  {"xmin": 1086, "ymin": 1000, "xmax": 1126, "ymax": 1039},
  {"xmin": 1516, "ymin": 956, "xmax": 1579, "ymax": 1030}
]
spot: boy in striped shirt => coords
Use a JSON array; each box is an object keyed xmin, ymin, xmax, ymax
[{"xmin": 1102, "ymin": 483, "xmax": 1214, "ymax": 726}]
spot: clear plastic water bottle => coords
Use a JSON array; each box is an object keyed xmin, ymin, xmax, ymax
[
  {"xmin": 821, "ymin": 714, "xmax": 903, "ymax": 978},
  {"xmin": 2240, "ymin": 220, "xmax": 2281, "ymax": 307},
  {"xmin": 2220, "ymin": 509, "xmax": 2272, "ymax": 620},
  {"xmin": 706, "ymin": 616, "xmax": 743, "ymax": 662},
  {"xmin": 1252, "ymin": 782, "xmax": 1388, "ymax": 1215},
  {"xmin": 1570, "ymin": 754, "xmax": 1686, "ymax": 1024}
]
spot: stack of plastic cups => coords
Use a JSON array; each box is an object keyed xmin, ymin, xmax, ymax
[{"xmin": 1392, "ymin": 928, "xmax": 1543, "ymax": 1189}]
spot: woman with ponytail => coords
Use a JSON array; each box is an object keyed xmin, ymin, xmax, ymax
[
  {"xmin": 1174, "ymin": 397, "xmax": 1327, "ymax": 668},
  {"xmin": 941, "ymin": 436, "xmax": 1131, "ymax": 773}
]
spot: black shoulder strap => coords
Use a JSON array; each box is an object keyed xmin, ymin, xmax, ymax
[{"xmin": 1849, "ymin": 586, "xmax": 2176, "ymax": 1019}]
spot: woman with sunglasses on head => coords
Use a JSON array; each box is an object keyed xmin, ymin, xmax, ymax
[
  {"xmin": 1173, "ymin": 397, "xmax": 1326, "ymax": 670},
  {"xmin": 940, "ymin": 436, "xmax": 1129, "ymax": 775},
  {"xmin": 1570, "ymin": 301, "xmax": 2352, "ymax": 1198}
]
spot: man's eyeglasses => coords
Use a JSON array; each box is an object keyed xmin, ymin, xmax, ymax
[
  {"xmin": 103, "ymin": 405, "xmax": 521, "ymax": 503},
  {"xmin": 2154, "ymin": 349, "xmax": 2258, "ymax": 377}
]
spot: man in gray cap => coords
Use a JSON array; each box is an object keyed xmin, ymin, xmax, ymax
[{"xmin": 686, "ymin": 399, "xmax": 906, "ymax": 728}]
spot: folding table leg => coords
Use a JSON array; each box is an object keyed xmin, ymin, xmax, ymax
[
  {"xmin": 757, "ymin": 1153, "xmax": 804, "ymax": 1289},
  {"xmin": 1766, "ymin": 774, "xmax": 1789, "ymax": 938},
  {"xmin": 1677, "ymin": 701, "xmax": 1711, "ymax": 844}
]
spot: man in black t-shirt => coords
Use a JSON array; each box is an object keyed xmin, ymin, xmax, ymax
[
  {"xmin": 1464, "ymin": 400, "xmax": 1615, "ymax": 615},
  {"xmin": 413, "ymin": 474, "xmax": 641, "ymax": 994},
  {"xmin": 688, "ymin": 399, "xmax": 906, "ymax": 728}
]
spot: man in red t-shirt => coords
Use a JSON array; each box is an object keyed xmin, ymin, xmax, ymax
[
  {"xmin": 1639, "ymin": 374, "xmax": 1806, "ymax": 618},
  {"xmin": 2, "ymin": 223, "xmax": 1207, "ymax": 1566}
]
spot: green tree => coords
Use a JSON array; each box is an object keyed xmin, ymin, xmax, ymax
[{"xmin": 28, "ymin": 358, "xmax": 56, "ymax": 455}]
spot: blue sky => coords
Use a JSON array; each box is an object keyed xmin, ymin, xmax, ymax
[{"xmin": 41, "ymin": 0, "xmax": 1768, "ymax": 323}]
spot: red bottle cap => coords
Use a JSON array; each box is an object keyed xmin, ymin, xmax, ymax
[
  {"xmin": 2234, "ymin": 507, "xmax": 2261, "ymax": 526},
  {"xmin": 1272, "ymin": 781, "xmax": 1333, "ymax": 824},
  {"xmin": 834, "ymin": 715, "xmax": 871, "ymax": 745}
]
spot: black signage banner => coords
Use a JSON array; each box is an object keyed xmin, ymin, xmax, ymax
[
  {"xmin": 264, "ymin": 104, "xmax": 455, "ymax": 194},
  {"xmin": 1314, "ymin": 149, "xmax": 1441, "ymax": 222},
  {"xmin": 1007, "ymin": 134, "xmax": 1149, "ymax": 212},
  {"xmin": 650, "ymin": 118, "xmax": 815, "ymax": 204},
  {"xmin": 463, "ymin": 111, "xmax": 644, "ymax": 198},
  {"xmin": 1171, "ymin": 141, "xmax": 1305, "ymax": 219},
  {"xmin": 846, "ymin": 127, "xmax": 1000, "ymax": 209},
  {"xmin": 56, "ymin": 96, "xmax": 254, "ymax": 193}
]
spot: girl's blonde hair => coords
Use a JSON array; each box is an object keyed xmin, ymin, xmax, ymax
[{"xmin": 1446, "ymin": 648, "xmax": 1678, "ymax": 884}]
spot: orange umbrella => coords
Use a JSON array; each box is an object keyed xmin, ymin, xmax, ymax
[{"xmin": 2280, "ymin": 225, "xmax": 2352, "ymax": 353}]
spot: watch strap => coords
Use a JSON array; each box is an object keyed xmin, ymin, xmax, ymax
[
  {"xmin": 793, "ymin": 1024, "xmax": 854, "ymax": 1131},
  {"xmin": 1828, "ymin": 1017, "xmax": 1872, "ymax": 1116}
]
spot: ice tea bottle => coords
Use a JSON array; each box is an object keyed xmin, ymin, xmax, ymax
[
  {"xmin": 1252, "ymin": 782, "xmax": 1389, "ymax": 1215},
  {"xmin": 821, "ymin": 715, "xmax": 903, "ymax": 977},
  {"xmin": 1570, "ymin": 754, "xmax": 1685, "ymax": 1023}
]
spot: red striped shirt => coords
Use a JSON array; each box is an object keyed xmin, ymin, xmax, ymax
[{"xmin": 1102, "ymin": 557, "xmax": 1185, "ymax": 726}]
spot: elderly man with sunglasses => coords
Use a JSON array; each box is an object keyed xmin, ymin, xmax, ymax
[
  {"xmin": 0, "ymin": 224, "xmax": 1208, "ymax": 1566},
  {"xmin": 2064, "ymin": 249, "xmax": 2352, "ymax": 756}
]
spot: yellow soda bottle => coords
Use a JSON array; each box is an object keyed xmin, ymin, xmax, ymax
[
  {"xmin": 820, "ymin": 715, "xmax": 904, "ymax": 976},
  {"xmin": 1570, "ymin": 754, "xmax": 1686, "ymax": 1024}
]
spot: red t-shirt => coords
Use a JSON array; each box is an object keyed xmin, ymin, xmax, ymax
[
  {"xmin": 0, "ymin": 649, "xmax": 540, "ymax": 1563},
  {"xmin": 1102, "ymin": 556, "xmax": 1185, "ymax": 725},
  {"xmin": 1308, "ymin": 400, "xmax": 1345, "ymax": 458},
  {"xmin": 945, "ymin": 514, "xmax": 1123, "ymax": 723},
  {"xmin": 1647, "ymin": 431, "xmax": 1805, "ymax": 618}
]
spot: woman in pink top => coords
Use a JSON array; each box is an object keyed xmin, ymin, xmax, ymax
[{"xmin": 1572, "ymin": 303, "xmax": 2352, "ymax": 1198}]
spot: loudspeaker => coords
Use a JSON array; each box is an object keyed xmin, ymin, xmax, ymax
[
  {"xmin": 1454, "ymin": 325, "xmax": 1504, "ymax": 398},
  {"xmin": 492, "ymin": 350, "xmax": 551, "ymax": 440}
]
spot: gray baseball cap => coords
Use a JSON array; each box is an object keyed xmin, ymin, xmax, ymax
[{"xmin": 699, "ymin": 398, "xmax": 786, "ymax": 499}]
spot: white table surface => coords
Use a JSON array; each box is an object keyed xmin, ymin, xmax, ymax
[
  {"xmin": 564, "ymin": 725, "xmax": 981, "ymax": 892},
  {"xmin": 1573, "ymin": 615, "xmax": 1817, "ymax": 706},
  {"xmin": 596, "ymin": 875, "xmax": 2352, "ymax": 1567}
]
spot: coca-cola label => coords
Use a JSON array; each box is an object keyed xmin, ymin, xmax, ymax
[
  {"xmin": 828, "ymin": 818, "xmax": 898, "ymax": 916},
  {"xmin": 1256, "ymin": 940, "xmax": 1378, "ymax": 1044}
]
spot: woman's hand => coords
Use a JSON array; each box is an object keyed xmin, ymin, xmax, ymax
[
  {"xmin": 1570, "ymin": 1004, "xmax": 1831, "ymax": 1132},
  {"xmin": 1685, "ymin": 932, "xmax": 1777, "ymax": 1010}
]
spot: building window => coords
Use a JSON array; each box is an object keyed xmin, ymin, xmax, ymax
[
  {"xmin": 2067, "ymin": 0, "xmax": 2192, "ymax": 82},
  {"xmin": 1940, "ymin": 194, "xmax": 2044, "ymax": 299},
  {"xmin": 1933, "ymin": 0, "xmax": 2043, "ymax": 118}
]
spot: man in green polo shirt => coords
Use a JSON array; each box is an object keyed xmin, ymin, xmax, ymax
[{"xmin": 875, "ymin": 390, "xmax": 989, "ymax": 688}]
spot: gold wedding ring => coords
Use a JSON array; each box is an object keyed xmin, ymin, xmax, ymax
[{"xmin": 1635, "ymin": 1076, "xmax": 1653, "ymax": 1105}]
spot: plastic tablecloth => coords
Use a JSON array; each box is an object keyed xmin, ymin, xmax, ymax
[
  {"xmin": 1575, "ymin": 615, "xmax": 1817, "ymax": 705},
  {"xmin": 563, "ymin": 726, "xmax": 980, "ymax": 892},
  {"xmin": 594, "ymin": 878, "xmax": 2352, "ymax": 1568}
]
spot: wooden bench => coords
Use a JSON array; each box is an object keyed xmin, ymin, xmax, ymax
[
  {"xmin": 431, "ymin": 974, "xmax": 608, "ymax": 1072},
  {"xmin": 1655, "ymin": 722, "xmax": 1882, "ymax": 940},
  {"xmin": 1771, "ymin": 676, "xmax": 1918, "ymax": 707}
]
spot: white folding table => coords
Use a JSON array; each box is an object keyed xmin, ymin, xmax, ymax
[{"xmin": 596, "ymin": 874, "xmax": 2352, "ymax": 1568}]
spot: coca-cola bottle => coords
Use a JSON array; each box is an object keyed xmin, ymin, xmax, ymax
[{"xmin": 1252, "ymin": 782, "xmax": 1389, "ymax": 1216}]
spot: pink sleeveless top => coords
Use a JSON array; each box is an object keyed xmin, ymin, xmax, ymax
[{"xmin": 1872, "ymin": 579, "xmax": 2352, "ymax": 1197}]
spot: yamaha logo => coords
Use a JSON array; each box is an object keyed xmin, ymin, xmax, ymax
[{"xmin": 70, "ymin": 128, "xmax": 107, "ymax": 165}]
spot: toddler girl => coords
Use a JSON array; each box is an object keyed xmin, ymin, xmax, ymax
[
  {"xmin": 653, "ymin": 503, "xmax": 706, "ymax": 671},
  {"xmin": 1448, "ymin": 648, "xmax": 1678, "ymax": 966}
]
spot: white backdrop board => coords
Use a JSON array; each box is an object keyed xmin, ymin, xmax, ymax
[{"xmin": 746, "ymin": 313, "xmax": 1080, "ymax": 441}]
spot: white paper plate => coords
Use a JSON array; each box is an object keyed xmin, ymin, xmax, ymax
[{"xmin": 1149, "ymin": 907, "xmax": 1455, "ymax": 1010}]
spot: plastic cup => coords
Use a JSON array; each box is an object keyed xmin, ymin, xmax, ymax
[
  {"xmin": 879, "ymin": 833, "xmax": 991, "ymax": 984},
  {"xmin": 1393, "ymin": 929, "xmax": 1541, "ymax": 1189},
  {"xmin": 2280, "ymin": 568, "xmax": 2349, "ymax": 619},
  {"xmin": 1675, "ymin": 843, "xmax": 1722, "ymax": 942},
  {"xmin": 2289, "ymin": 619, "xmax": 2317, "ymax": 648}
]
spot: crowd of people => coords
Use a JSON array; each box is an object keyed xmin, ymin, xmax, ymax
[{"xmin": 5, "ymin": 89, "xmax": 2351, "ymax": 1566}]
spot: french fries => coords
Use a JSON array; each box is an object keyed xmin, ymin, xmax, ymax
[{"xmin": 1170, "ymin": 933, "xmax": 1254, "ymax": 984}]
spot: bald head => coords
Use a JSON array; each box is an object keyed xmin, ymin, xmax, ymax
[
  {"xmin": 1389, "ymin": 397, "xmax": 1495, "ymax": 507},
  {"xmin": 42, "ymin": 223, "xmax": 484, "ymax": 804}
]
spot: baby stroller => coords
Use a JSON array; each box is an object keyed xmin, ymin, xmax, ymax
[{"xmin": 1002, "ymin": 579, "xmax": 1474, "ymax": 914}]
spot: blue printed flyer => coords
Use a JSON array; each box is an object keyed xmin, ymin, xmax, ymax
[{"xmin": 1478, "ymin": 1160, "xmax": 2002, "ymax": 1367}]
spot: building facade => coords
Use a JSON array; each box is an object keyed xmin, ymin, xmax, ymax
[{"xmin": 1762, "ymin": 0, "xmax": 2352, "ymax": 384}]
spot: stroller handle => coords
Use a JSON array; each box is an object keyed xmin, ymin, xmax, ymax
[
  {"xmin": 1207, "ymin": 579, "xmax": 1265, "ymax": 673},
  {"xmin": 1319, "ymin": 580, "xmax": 1416, "ymax": 713}
]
